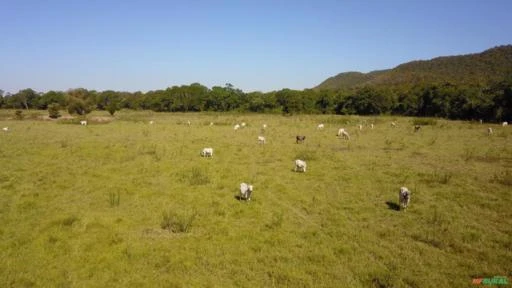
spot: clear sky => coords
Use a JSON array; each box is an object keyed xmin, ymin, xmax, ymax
[{"xmin": 1, "ymin": 0, "xmax": 511, "ymax": 94}]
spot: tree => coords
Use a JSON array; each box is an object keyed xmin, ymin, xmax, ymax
[
  {"xmin": 38, "ymin": 91, "xmax": 66, "ymax": 109},
  {"xmin": 8, "ymin": 89, "xmax": 38, "ymax": 109},
  {"xmin": 67, "ymin": 97, "xmax": 92, "ymax": 115},
  {"xmin": 66, "ymin": 88, "xmax": 95, "ymax": 115},
  {"xmin": 0, "ymin": 89, "xmax": 4, "ymax": 108}
]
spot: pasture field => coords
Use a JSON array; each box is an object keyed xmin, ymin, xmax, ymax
[{"xmin": 0, "ymin": 110, "xmax": 511, "ymax": 287}]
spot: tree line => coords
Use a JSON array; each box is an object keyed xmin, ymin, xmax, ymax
[{"xmin": 0, "ymin": 80, "xmax": 510, "ymax": 121}]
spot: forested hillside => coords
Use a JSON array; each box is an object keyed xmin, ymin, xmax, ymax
[
  {"xmin": 316, "ymin": 45, "xmax": 512, "ymax": 89},
  {"xmin": 1, "ymin": 46, "xmax": 511, "ymax": 122}
]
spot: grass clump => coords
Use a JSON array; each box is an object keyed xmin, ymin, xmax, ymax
[
  {"xmin": 181, "ymin": 167, "xmax": 210, "ymax": 186},
  {"xmin": 160, "ymin": 209, "xmax": 197, "ymax": 233},
  {"xmin": 54, "ymin": 215, "xmax": 79, "ymax": 227},
  {"xmin": 109, "ymin": 191, "xmax": 120, "ymax": 207},
  {"xmin": 421, "ymin": 170, "xmax": 452, "ymax": 185},
  {"xmin": 491, "ymin": 170, "xmax": 512, "ymax": 186}
]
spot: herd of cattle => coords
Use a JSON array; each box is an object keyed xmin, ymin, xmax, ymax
[
  {"xmin": 194, "ymin": 120, "xmax": 419, "ymax": 209},
  {"xmin": 2, "ymin": 118, "xmax": 510, "ymax": 210}
]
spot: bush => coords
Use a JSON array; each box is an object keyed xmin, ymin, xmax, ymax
[
  {"xmin": 15, "ymin": 110, "xmax": 23, "ymax": 120},
  {"xmin": 48, "ymin": 103, "xmax": 61, "ymax": 119}
]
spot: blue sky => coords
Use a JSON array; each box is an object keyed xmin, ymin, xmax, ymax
[{"xmin": 1, "ymin": 0, "xmax": 511, "ymax": 94}]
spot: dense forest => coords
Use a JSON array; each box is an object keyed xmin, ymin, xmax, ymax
[{"xmin": 1, "ymin": 46, "xmax": 511, "ymax": 121}]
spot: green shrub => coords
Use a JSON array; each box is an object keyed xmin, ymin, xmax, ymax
[
  {"xmin": 48, "ymin": 103, "xmax": 61, "ymax": 119},
  {"xmin": 15, "ymin": 110, "xmax": 23, "ymax": 120}
]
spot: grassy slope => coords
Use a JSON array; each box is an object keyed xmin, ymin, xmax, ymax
[{"xmin": 0, "ymin": 110, "xmax": 511, "ymax": 287}]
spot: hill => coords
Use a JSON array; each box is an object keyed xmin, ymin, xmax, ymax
[{"xmin": 315, "ymin": 45, "xmax": 512, "ymax": 90}]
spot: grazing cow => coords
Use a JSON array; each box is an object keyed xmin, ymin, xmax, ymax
[
  {"xmin": 414, "ymin": 125, "xmax": 421, "ymax": 132},
  {"xmin": 80, "ymin": 120, "xmax": 87, "ymax": 126},
  {"xmin": 503, "ymin": 121, "xmax": 509, "ymax": 127},
  {"xmin": 358, "ymin": 124, "xmax": 363, "ymax": 131},
  {"xmin": 209, "ymin": 122, "xmax": 214, "ymax": 126},
  {"xmin": 317, "ymin": 123, "xmax": 324, "ymax": 129},
  {"xmin": 371, "ymin": 123, "xmax": 374, "ymax": 129},
  {"xmin": 257, "ymin": 136, "xmax": 266, "ymax": 144},
  {"xmin": 294, "ymin": 159, "xmax": 307, "ymax": 172},
  {"xmin": 239, "ymin": 183, "xmax": 253, "ymax": 201},
  {"xmin": 399, "ymin": 187, "xmax": 411, "ymax": 211},
  {"xmin": 391, "ymin": 121, "xmax": 397, "ymax": 128},
  {"xmin": 337, "ymin": 128, "xmax": 350, "ymax": 140},
  {"xmin": 241, "ymin": 122, "xmax": 246, "ymax": 128},
  {"xmin": 149, "ymin": 120, "xmax": 154, "ymax": 125},
  {"xmin": 488, "ymin": 127, "xmax": 493, "ymax": 135},
  {"xmin": 200, "ymin": 147, "xmax": 213, "ymax": 158},
  {"xmin": 234, "ymin": 124, "xmax": 240, "ymax": 130},
  {"xmin": 262, "ymin": 124, "xmax": 267, "ymax": 129},
  {"xmin": 2, "ymin": 127, "xmax": 8, "ymax": 132},
  {"xmin": 296, "ymin": 135, "xmax": 306, "ymax": 144},
  {"xmin": 187, "ymin": 120, "xmax": 191, "ymax": 126}
]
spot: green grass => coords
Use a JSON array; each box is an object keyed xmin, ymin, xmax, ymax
[{"xmin": 0, "ymin": 110, "xmax": 511, "ymax": 287}]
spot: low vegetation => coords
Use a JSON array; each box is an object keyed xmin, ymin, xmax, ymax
[{"xmin": 0, "ymin": 110, "xmax": 510, "ymax": 287}]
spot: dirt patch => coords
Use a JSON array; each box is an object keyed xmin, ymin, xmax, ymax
[{"xmin": 39, "ymin": 115, "xmax": 75, "ymax": 121}]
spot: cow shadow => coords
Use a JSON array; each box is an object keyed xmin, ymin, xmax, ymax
[
  {"xmin": 234, "ymin": 195, "xmax": 251, "ymax": 201},
  {"xmin": 386, "ymin": 201, "xmax": 400, "ymax": 211}
]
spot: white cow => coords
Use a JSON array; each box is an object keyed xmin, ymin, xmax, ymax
[
  {"xmin": 358, "ymin": 124, "xmax": 363, "ymax": 131},
  {"xmin": 80, "ymin": 120, "xmax": 87, "ymax": 126},
  {"xmin": 209, "ymin": 122, "xmax": 214, "ymax": 126},
  {"xmin": 399, "ymin": 187, "xmax": 411, "ymax": 211},
  {"xmin": 317, "ymin": 123, "xmax": 324, "ymax": 129},
  {"xmin": 241, "ymin": 122, "xmax": 246, "ymax": 128},
  {"xmin": 262, "ymin": 124, "xmax": 267, "ymax": 129},
  {"xmin": 149, "ymin": 120, "xmax": 154, "ymax": 125},
  {"xmin": 257, "ymin": 136, "xmax": 266, "ymax": 144},
  {"xmin": 294, "ymin": 159, "xmax": 307, "ymax": 172},
  {"xmin": 234, "ymin": 124, "xmax": 240, "ymax": 131},
  {"xmin": 370, "ymin": 123, "xmax": 374, "ymax": 129},
  {"xmin": 503, "ymin": 121, "xmax": 509, "ymax": 127},
  {"xmin": 187, "ymin": 120, "xmax": 191, "ymax": 126},
  {"xmin": 240, "ymin": 183, "xmax": 253, "ymax": 201},
  {"xmin": 200, "ymin": 147, "xmax": 213, "ymax": 158},
  {"xmin": 337, "ymin": 128, "xmax": 350, "ymax": 140},
  {"xmin": 488, "ymin": 127, "xmax": 493, "ymax": 135},
  {"xmin": 2, "ymin": 127, "xmax": 8, "ymax": 132},
  {"xmin": 391, "ymin": 121, "xmax": 397, "ymax": 128}
]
